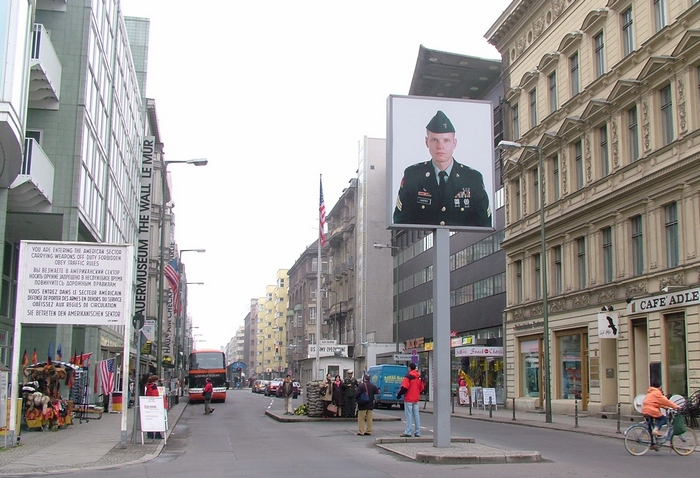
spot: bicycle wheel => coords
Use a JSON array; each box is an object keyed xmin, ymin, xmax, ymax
[
  {"xmin": 625, "ymin": 425, "xmax": 652, "ymax": 456},
  {"xmin": 671, "ymin": 427, "xmax": 698, "ymax": 456}
]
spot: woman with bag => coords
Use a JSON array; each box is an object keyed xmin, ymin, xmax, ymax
[
  {"xmin": 321, "ymin": 373, "xmax": 333, "ymax": 418},
  {"xmin": 356, "ymin": 374, "xmax": 379, "ymax": 435},
  {"xmin": 331, "ymin": 375, "xmax": 344, "ymax": 417}
]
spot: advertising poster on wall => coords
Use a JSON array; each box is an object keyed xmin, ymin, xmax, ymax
[{"xmin": 387, "ymin": 95, "xmax": 495, "ymax": 231}]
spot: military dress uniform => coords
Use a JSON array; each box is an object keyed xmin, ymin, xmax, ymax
[{"xmin": 393, "ymin": 159, "xmax": 491, "ymax": 227}]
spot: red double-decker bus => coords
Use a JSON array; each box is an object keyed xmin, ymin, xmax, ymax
[{"xmin": 188, "ymin": 349, "xmax": 228, "ymax": 402}]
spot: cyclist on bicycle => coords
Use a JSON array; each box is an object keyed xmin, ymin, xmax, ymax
[{"xmin": 642, "ymin": 379, "xmax": 680, "ymax": 436}]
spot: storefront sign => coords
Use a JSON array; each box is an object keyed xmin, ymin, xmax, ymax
[
  {"xmin": 455, "ymin": 346, "xmax": 504, "ymax": 357},
  {"xmin": 598, "ymin": 312, "xmax": 619, "ymax": 338},
  {"xmin": 513, "ymin": 321, "xmax": 543, "ymax": 331},
  {"xmin": 627, "ymin": 288, "xmax": 700, "ymax": 314},
  {"xmin": 405, "ymin": 337, "xmax": 424, "ymax": 349}
]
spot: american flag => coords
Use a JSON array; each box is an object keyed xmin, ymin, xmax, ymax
[
  {"xmin": 319, "ymin": 176, "xmax": 326, "ymax": 246},
  {"xmin": 98, "ymin": 357, "xmax": 116, "ymax": 395},
  {"xmin": 164, "ymin": 258, "xmax": 181, "ymax": 313}
]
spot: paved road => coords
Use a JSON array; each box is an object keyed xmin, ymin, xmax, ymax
[{"xmin": 40, "ymin": 390, "xmax": 699, "ymax": 478}]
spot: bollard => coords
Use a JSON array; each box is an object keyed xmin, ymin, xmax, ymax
[
  {"xmin": 469, "ymin": 395, "xmax": 472, "ymax": 416},
  {"xmin": 616, "ymin": 402, "xmax": 621, "ymax": 434},
  {"xmin": 574, "ymin": 399, "xmax": 579, "ymax": 428},
  {"xmin": 489, "ymin": 397, "xmax": 493, "ymax": 418},
  {"xmin": 451, "ymin": 391, "xmax": 455, "ymax": 413},
  {"xmin": 512, "ymin": 397, "xmax": 516, "ymax": 421}
]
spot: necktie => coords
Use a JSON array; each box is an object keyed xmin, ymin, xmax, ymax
[{"xmin": 439, "ymin": 171, "xmax": 448, "ymax": 199}]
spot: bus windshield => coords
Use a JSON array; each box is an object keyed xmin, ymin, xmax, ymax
[{"xmin": 189, "ymin": 351, "xmax": 225, "ymax": 370}]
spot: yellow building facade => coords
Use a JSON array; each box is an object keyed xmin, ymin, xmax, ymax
[
  {"xmin": 256, "ymin": 270, "xmax": 289, "ymax": 378},
  {"xmin": 487, "ymin": 0, "xmax": 700, "ymax": 415}
]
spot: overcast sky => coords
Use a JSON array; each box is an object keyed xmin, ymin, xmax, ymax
[{"xmin": 120, "ymin": 0, "xmax": 512, "ymax": 351}]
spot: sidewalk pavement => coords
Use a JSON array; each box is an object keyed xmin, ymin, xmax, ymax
[
  {"xmin": 0, "ymin": 397, "xmax": 188, "ymax": 476},
  {"xmin": 0, "ymin": 397, "xmax": 643, "ymax": 475}
]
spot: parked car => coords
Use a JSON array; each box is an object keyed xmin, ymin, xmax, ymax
[
  {"xmin": 252, "ymin": 380, "xmax": 269, "ymax": 394},
  {"xmin": 264, "ymin": 379, "xmax": 283, "ymax": 396},
  {"xmin": 276, "ymin": 380, "xmax": 300, "ymax": 399}
]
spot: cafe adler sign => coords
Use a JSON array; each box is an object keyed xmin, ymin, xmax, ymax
[{"xmin": 627, "ymin": 287, "xmax": 700, "ymax": 314}]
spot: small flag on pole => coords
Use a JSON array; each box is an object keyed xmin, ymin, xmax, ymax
[
  {"xmin": 319, "ymin": 175, "xmax": 326, "ymax": 246},
  {"xmin": 31, "ymin": 348, "xmax": 37, "ymax": 364},
  {"xmin": 57, "ymin": 343, "xmax": 62, "ymax": 362},
  {"xmin": 22, "ymin": 350, "xmax": 28, "ymax": 368}
]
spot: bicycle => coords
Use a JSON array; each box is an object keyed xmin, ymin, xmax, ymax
[{"xmin": 624, "ymin": 409, "xmax": 698, "ymax": 456}]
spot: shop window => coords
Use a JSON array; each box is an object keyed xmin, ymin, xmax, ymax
[
  {"xmin": 520, "ymin": 339, "xmax": 540, "ymax": 397},
  {"xmin": 665, "ymin": 313, "xmax": 686, "ymax": 396},
  {"xmin": 557, "ymin": 330, "xmax": 587, "ymax": 400}
]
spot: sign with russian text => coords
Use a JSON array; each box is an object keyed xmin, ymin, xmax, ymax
[
  {"xmin": 308, "ymin": 344, "xmax": 348, "ymax": 357},
  {"xmin": 16, "ymin": 241, "xmax": 133, "ymax": 325}
]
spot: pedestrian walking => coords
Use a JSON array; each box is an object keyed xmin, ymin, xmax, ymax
[
  {"xmin": 280, "ymin": 376, "xmax": 295, "ymax": 415},
  {"xmin": 356, "ymin": 374, "xmax": 379, "ymax": 436},
  {"xmin": 397, "ymin": 362, "xmax": 424, "ymax": 437},
  {"xmin": 343, "ymin": 370, "xmax": 359, "ymax": 418},
  {"xmin": 332, "ymin": 375, "xmax": 344, "ymax": 417},
  {"xmin": 202, "ymin": 378, "xmax": 214, "ymax": 415}
]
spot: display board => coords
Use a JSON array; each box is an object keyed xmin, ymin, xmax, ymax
[{"xmin": 139, "ymin": 396, "xmax": 167, "ymax": 444}]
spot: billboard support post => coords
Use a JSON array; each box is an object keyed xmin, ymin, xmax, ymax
[{"xmin": 433, "ymin": 228, "xmax": 451, "ymax": 448}]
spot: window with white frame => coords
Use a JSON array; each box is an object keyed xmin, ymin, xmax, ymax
[
  {"xmin": 577, "ymin": 236, "xmax": 586, "ymax": 289},
  {"xmin": 570, "ymin": 52, "xmax": 580, "ymax": 96},
  {"xmin": 552, "ymin": 155, "xmax": 560, "ymax": 201},
  {"xmin": 628, "ymin": 105, "xmax": 639, "ymax": 162},
  {"xmin": 632, "ymin": 215, "xmax": 644, "ymax": 276},
  {"xmin": 512, "ymin": 103, "xmax": 520, "ymax": 140},
  {"xmin": 530, "ymin": 88, "xmax": 538, "ymax": 128},
  {"xmin": 602, "ymin": 226, "xmax": 613, "ymax": 284},
  {"xmin": 599, "ymin": 124, "xmax": 609, "ymax": 176},
  {"xmin": 532, "ymin": 167, "xmax": 540, "ymax": 211},
  {"xmin": 621, "ymin": 7, "xmax": 634, "ymax": 57},
  {"xmin": 653, "ymin": 0, "xmax": 666, "ymax": 33},
  {"xmin": 515, "ymin": 260, "xmax": 523, "ymax": 303},
  {"xmin": 594, "ymin": 32, "xmax": 605, "ymax": 78},
  {"xmin": 534, "ymin": 253, "xmax": 541, "ymax": 299},
  {"xmin": 665, "ymin": 202, "xmax": 679, "ymax": 268},
  {"xmin": 554, "ymin": 245, "xmax": 562, "ymax": 294},
  {"xmin": 660, "ymin": 84, "xmax": 673, "ymax": 146},
  {"xmin": 575, "ymin": 140, "xmax": 583, "ymax": 190},
  {"xmin": 548, "ymin": 71, "xmax": 557, "ymax": 113}
]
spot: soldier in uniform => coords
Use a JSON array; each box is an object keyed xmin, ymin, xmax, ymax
[{"xmin": 393, "ymin": 110, "xmax": 491, "ymax": 227}]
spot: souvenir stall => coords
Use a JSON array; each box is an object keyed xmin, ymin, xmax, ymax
[{"xmin": 21, "ymin": 362, "xmax": 75, "ymax": 431}]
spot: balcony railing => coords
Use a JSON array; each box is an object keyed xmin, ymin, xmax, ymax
[
  {"xmin": 29, "ymin": 24, "xmax": 62, "ymax": 110},
  {"xmin": 9, "ymin": 138, "xmax": 54, "ymax": 212}
]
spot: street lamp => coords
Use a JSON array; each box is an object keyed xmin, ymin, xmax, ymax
[
  {"xmin": 498, "ymin": 140, "xmax": 551, "ymax": 424},
  {"xmin": 175, "ymin": 249, "xmax": 205, "ymax": 377},
  {"xmin": 156, "ymin": 158, "xmax": 208, "ymax": 376}
]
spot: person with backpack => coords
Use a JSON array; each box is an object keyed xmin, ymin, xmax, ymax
[
  {"xmin": 397, "ymin": 362, "xmax": 425, "ymax": 437},
  {"xmin": 356, "ymin": 374, "xmax": 379, "ymax": 436}
]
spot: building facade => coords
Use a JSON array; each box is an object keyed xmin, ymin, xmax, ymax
[
  {"xmin": 487, "ymin": 0, "xmax": 700, "ymax": 415},
  {"xmin": 5, "ymin": 1, "xmax": 147, "ymax": 392}
]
